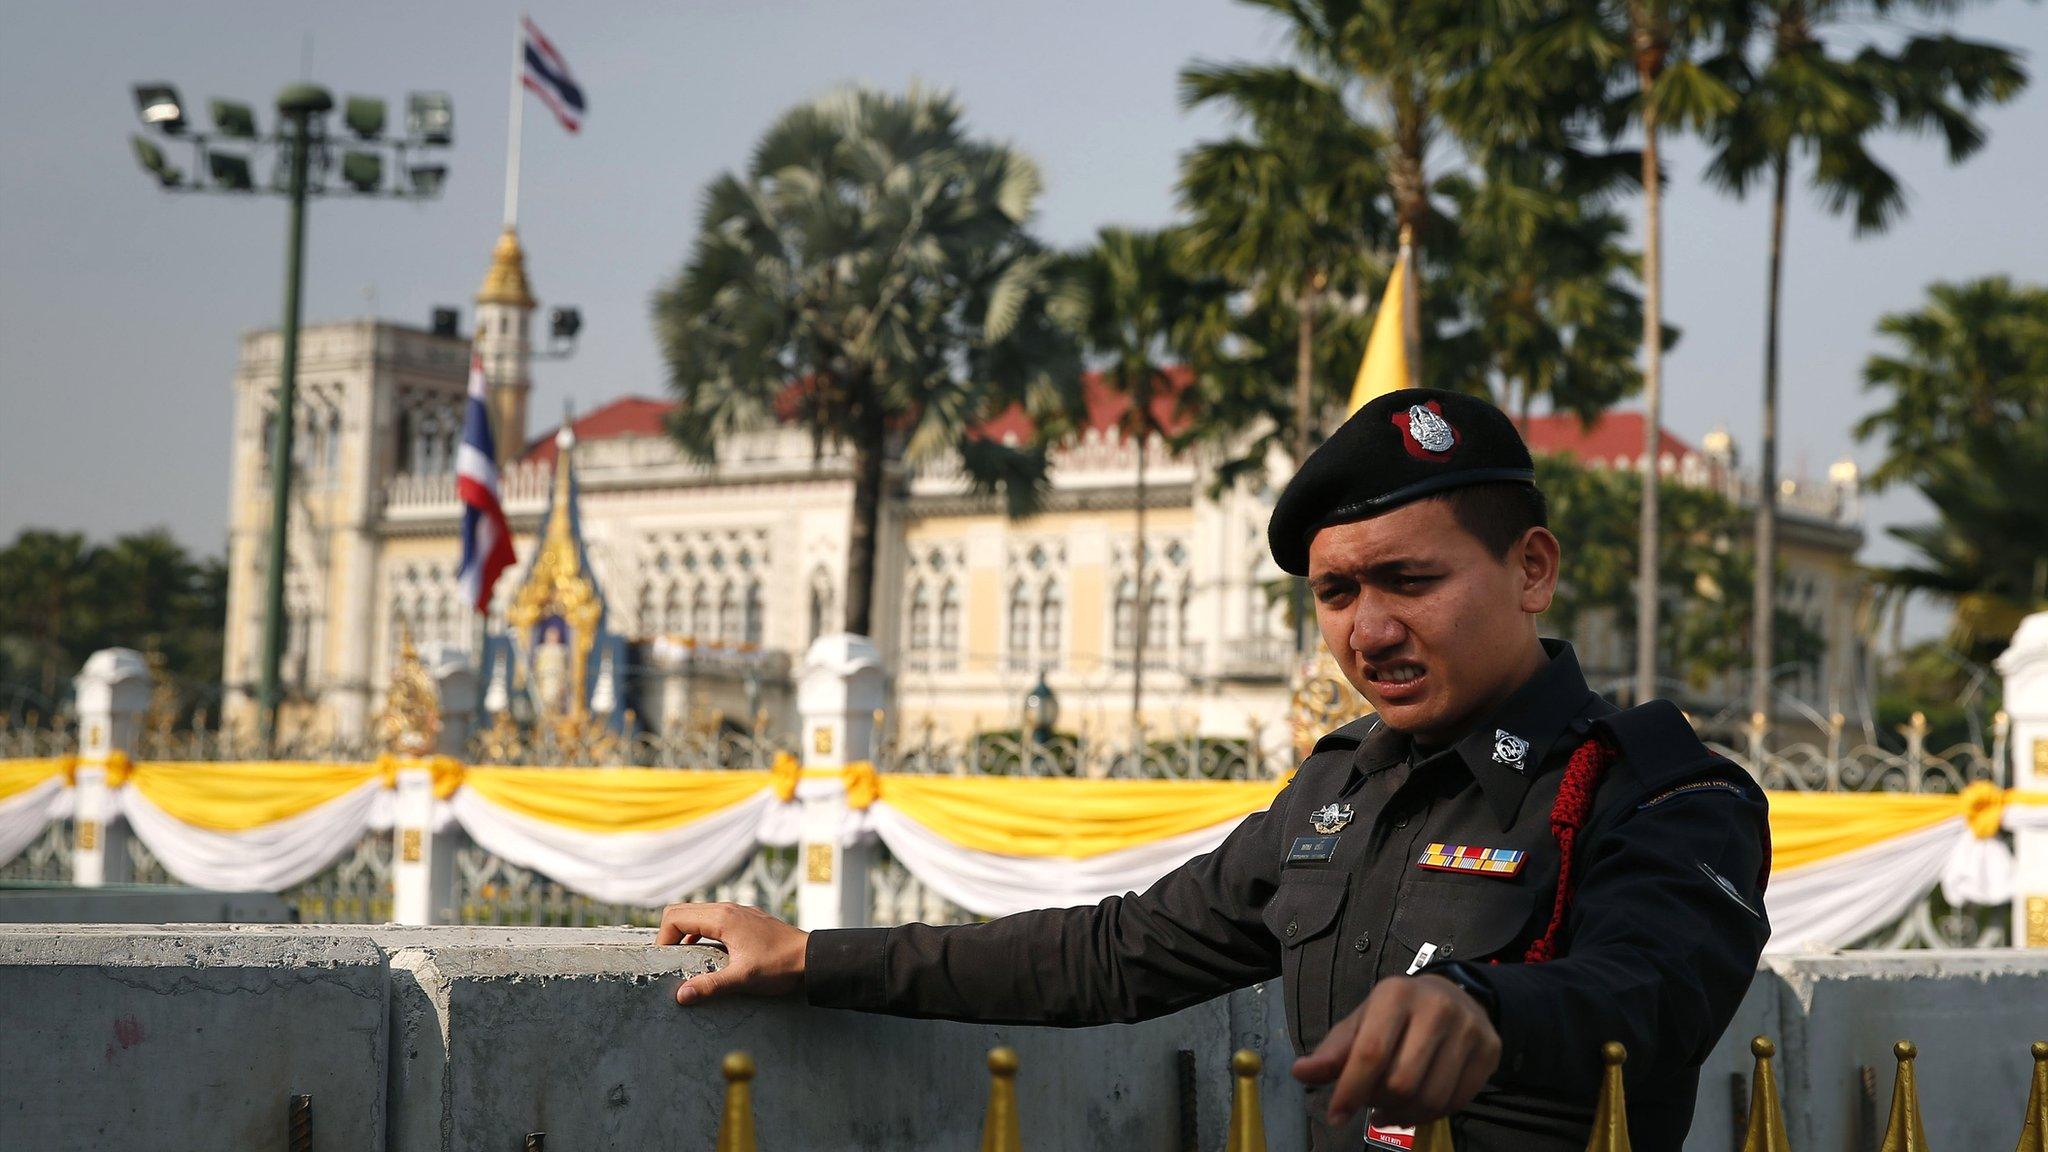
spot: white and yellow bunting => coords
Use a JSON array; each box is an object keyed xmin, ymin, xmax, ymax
[{"xmin": 3, "ymin": 754, "xmax": 2047, "ymax": 951}]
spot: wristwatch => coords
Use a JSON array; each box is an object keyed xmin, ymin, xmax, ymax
[{"xmin": 1432, "ymin": 961, "xmax": 1500, "ymax": 1023}]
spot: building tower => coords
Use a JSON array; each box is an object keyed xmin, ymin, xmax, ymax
[{"xmin": 475, "ymin": 227, "xmax": 537, "ymax": 468}]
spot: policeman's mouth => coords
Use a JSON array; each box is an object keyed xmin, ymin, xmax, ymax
[{"xmin": 1363, "ymin": 661, "xmax": 1429, "ymax": 703}]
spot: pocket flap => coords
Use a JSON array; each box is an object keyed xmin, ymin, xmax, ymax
[
  {"xmin": 1387, "ymin": 875, "xmax": 1539, "ymax": 964},
  {"xmin": 1261, "ymin": 872, "xmax": 1348, "ymax": 948}
]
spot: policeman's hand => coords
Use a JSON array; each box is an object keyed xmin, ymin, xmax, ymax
[
  {"xmin": 655, "ymin": 901, "xmax": 808, "ymax": 1006},
  {"xmin": 1291, "ymin": 974, "xmax": 1500, "ymax": 1128}
]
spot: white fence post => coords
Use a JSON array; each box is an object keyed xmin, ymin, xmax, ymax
[
  {"xmin": 1997, "ymin": 611, "xmax": 2048, "ymax": 948},
  {"xmin": 388, "ymin": 648, "xmax": 472, "ymax": 925},
  {"xmin": 71, "ymin": 649, "xmax": 150, "ymax": 886},
  {"xmin": 795, "ymin": 634, "xmax": 885, "ymax": 930}
]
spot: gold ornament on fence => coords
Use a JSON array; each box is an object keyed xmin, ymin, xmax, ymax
[
  {"xmin": 979, "ymin": 1047, "xmax": 1023, "ymax": 1152},
  {"xmin": 375, "ymin": 629, "xmax": 441, "ymax": 757},
  {"xmin": 142, "ymin": 639, "xmax": 178, "ymax": 745},
  {"xmin": 1225, "ymin": 1050, "xmax": 1266, "ymax": 1152},
  {"xmin": 1740, "ymin": 1037, "xmax": 1790, "ymax": 1152},
  {"xmin": 716, "ymin": 1051, "xmax": 758, "ymax": 1152},
  {"xmin": 1288, "ymin": 647, "xmax": 1372, "ymax": 763},
  {"xmin": 1584, "ymin": 1042, "xmax": 1631, "ymax": 1151},
  {"xmin": 2017, "ymin": 1041, "xmax": 2048, "ymax": 1152},
  {"xmin": 1878, "ymin": 1041, "xmax": 1929, "ymax": 1152}
]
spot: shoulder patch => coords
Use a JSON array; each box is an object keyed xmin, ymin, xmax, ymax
[{"xmin": 1638, "ymin": 779, "xmax": 1748, "ymax": 810}]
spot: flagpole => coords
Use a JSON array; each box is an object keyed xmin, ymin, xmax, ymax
[{"xmin": 503, "ymin": 12, "xmax": 524, "ymax": 229}]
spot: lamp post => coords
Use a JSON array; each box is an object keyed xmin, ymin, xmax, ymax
[{"xmin": 127, "ymin": 82, "xmax": 453, "ymax": 753}]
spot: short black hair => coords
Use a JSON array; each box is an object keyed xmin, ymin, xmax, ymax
[{"xmin": 1430, "ymin": 481, "xmax": 1548, "ymax": 558}]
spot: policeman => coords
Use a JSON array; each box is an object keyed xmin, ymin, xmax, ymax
[{"xmin": 656, "ymin": 388, "xmax": 1771, "ymax": 1151}]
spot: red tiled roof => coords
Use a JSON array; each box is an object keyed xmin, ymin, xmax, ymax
[
  {"xmin": 1515, "ymin": 411, "xmax": 1697, "ymax": 468},
  {"xmin": 521, "ymin": 369, "xmax": 1199, "ymax": 461},
  {"xmin": 523, "ymin": 397, "xmax": 675, "ymax": 464}
]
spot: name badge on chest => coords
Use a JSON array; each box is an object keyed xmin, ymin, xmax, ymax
[{"xmin": 1287, "ymin": 834, "xmax": 1340, "ymax": 864}]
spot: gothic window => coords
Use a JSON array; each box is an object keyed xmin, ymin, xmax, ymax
[
  {"xmin": 691, "ymin": 585, "xmax": 711, "ymax": 640},
  {"xmin": 908, "ymin": 582, "xmax": 932, "ymax": 652},
  {"xmin": 937, "ymin": 582, "xmax": 961, "ymax": 655},
  {"xmin": 637, "ymin": 586, "xmax": 655, "ymax": 637},
  {"xmin": 1177, "ymin": 578, "xmax": 1193, "ymax": 651},
  {"xmin": 1146, "ymin": 575, "xmax": 1170, "ymax": 649},
  {"xmin": 1008, "ymin": 580, "xmax": 1032, "ymax": 658},
  {"xmin": 323, "ymin": 409, "xmax": 342, "ymax": 477},
  {"xmin": 807, "ymin": 569, "xmax": 836, "ymax": 644},
  {"xmin": 1038, "ymin": 583, "xmax": 1063, "ymax": 662},
  {"xmin": 662, "ymin": 584, "xmax": 684, "ymax": 635},
  {"xmin": 1113, "ymin": 576, "xmax": 1138, "ymax": 652},
  {"xmin": 395, "ymin": 410, "xmax": 414, "ymax": 473},
  {"xmin": 718, "ymin": 583, "xmax": 740, "ymax": 644},
  {"xmin": 743, "ymin": 581, "xmax": 764, "ymax": 647}
]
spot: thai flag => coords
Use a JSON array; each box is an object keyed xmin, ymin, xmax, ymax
[
  {"xmin": 457, "ymin": 354, "xmax": 517, "ymax": 613},
  {"xmin": 522, "ymin": 16, "xmax": 585, "ymax": 133}
]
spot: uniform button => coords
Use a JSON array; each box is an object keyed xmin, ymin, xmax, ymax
[
  {"xmin": 1352, "ymin": 933, "xmax": 1371, "ymax": 952},
  {"xmin": 1284, "ymin": 920, "xmax": 1299, "ymax": 938},
  {"xmin": 1394, "ymin": 817, "xmax": 1409, "ymax": 829}
]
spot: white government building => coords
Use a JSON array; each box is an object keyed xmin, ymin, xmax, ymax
[{"xmin": 218, "ymin": 230, "xmax": 1870, "ymax": 749}]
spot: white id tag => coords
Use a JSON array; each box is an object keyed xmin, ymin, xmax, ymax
[{"xmin": 1404, "ymin": 942, "xmax": 1437, "ymax": 976}]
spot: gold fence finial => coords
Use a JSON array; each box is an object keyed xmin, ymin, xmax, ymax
[
  {"xmin": 2016, "ymin": 1041, "xmax": 2048, "ymax": 1152},
  {"xmin": 980, "ymin": 1047, "xmax": 1022, "ymax": 1152},
  {"xmin": 1740, "ymin": 1037, "xmax": 1791, "ymax": 1152},
  {"xmin": 716, "ymin": 1051, "xmax": 757, "ymax": 1152},
  {"xmin": 1411, "ymin": 1116, "xmax": 1456, "ymax": 1152},
  {"xmin": 1585, "ymin": 1042, "xmax": 1632, "ymax": 1151},
  {"xmin": 1225, "ymin": 1050, "xmax": 1266, "ymax": 1152},
  {"xmin": 1878, "ymin": 1040, "xmax": 1930, "ymax": 1152}
]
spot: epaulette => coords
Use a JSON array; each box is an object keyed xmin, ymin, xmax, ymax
[{"xmin": 1592, "ymin": 699, "xmax": 1756, "ymax": 801}]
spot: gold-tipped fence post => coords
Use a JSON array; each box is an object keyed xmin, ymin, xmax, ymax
[
  {"xmin": 1585, "ymin": 1041, "xmax": 1631, "ymax": 1151},
  {"xmin": 717, "ymin": 1051, "xmax": 757, "ymax": 1152},
  {"xmin": 1411, "ymin": 1116, "xmax": 1456, "ymax": 1151},
  {"xmin": 2017, "ymin": 1041, "xmax": 2048, "ymax": 1152},
  {"xmin": 980, "ymin": 1047, "xmax": 1023, "ymax": 1152},
  {"xmin": 1225, "ymin": 1050, "xmax": 1266, "ymax": 1152},
  {"xmin": 1741, "ymin": 1037, "xmax": 1791, "ymax": 1152},
  {"xmin": 1878, "ymin": 1041, "xmax": 1929, "ymax": 1152}
]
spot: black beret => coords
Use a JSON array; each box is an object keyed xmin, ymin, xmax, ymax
[{"xmin": 1267, "ymin": 388, "xmax": 1536, "ymax": 576}]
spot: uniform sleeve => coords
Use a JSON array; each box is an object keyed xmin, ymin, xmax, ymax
[
  {"xmin": 804, "ymin": 783, "xmax": 1293, "ymax": 1027},
  {"xmin": 1451, "ymin": 772, "xmax": 1771, "ymax": 1095}
]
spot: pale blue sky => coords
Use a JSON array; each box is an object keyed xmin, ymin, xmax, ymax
[{"xmin": 2, "ymin": 0, "xmax": 2043, "ymax": 584}]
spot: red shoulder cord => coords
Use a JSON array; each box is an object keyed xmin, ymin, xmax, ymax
[{"xmin": 1520, "ymin": 736, "xmax": 1615, "ymax": 964}]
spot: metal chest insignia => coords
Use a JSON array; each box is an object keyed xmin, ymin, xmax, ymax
[
  {"xmin": 1309, "ymin": 803, "xmax": 1354, "ymax": 835},
  {"xmin": 1417, "ymin": 842, "xmax": 1526, "ymax": 878},
  {"xmin": 1492, "ymin": 728, "xmax": 1531, "ymax": 769}
]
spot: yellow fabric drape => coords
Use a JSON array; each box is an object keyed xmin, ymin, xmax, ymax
[
  {"xmin": 129, "ymin": 761, "xmax": 381, "ymax": 832},
  {"xmin": 0, "ymin": 758, "xmax": 70, "ymax": 803},
  {"xmin": 376, "ymin": 755, "xmax": 466, "ymax": 800},
  {"xmin": 461, "ymin": 766, "xmax": 775, "ymax": 833},
  {"xmin": 874, "ymin": 775, "xmax": 1288, "ymax": 859},
  {"xmin": 1764, "ymin": 791, "xmax": 1960, "ymax": 872}
]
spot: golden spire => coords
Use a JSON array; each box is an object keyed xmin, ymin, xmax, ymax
[
  {"xmin": 1584, "ymin": 1042, "xmax": 1632, "ymax": 1151},
  {"xmin": 1740, "ymin": 1037, "xmax": 1791, "ymax": 1152},
  {"xmin": 1225, "ymin": 1050, "xmax": 1267, "ymax": 1152},
  {"xmin": 1878, "ymin": 1041, "xmax": 1930, "ymax": 1152},
  {"xmin": 376, "ymin": 626, "xmax": 442, "ymax": 756},
  {"xmin": 476, "ymin": 226, "xmax": 536, "ymax": 308},
  {"xmin": 980, "ymin": 1047, "xmax": 1023, "ymax": 1152},
  {"xmin": 715, "ymin": 1051, "xmax": 757, "ymax": 1152},
  {"xmin": 1412, "ymin": 1117, "xmax": 1457, "ymax": 1152},
  {"xmin": 2015, "ymin": 1041, "xmax": 2048, "ymax": 1152}
]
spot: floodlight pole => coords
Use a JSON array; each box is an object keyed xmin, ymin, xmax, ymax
[{"xmin": 255, "ymin": 84, "xmax": 333, "ymax": 754}]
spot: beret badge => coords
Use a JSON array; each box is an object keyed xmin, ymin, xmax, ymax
[{"xmin": 1393, "ymin": 401, "xmax": 1458, "ymax": 460}]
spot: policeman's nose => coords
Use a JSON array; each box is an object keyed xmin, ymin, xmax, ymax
[{"xmin": 1347, "ymin": 598, "xmax": 1409, "ymax": 663}]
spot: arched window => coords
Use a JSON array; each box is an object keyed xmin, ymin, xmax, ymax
[
  {"xmin": 660, "ymin": 584, "xmax": 683, "ymax": 635},
  {"xmin": 937, "ymin": 582, "xmax": 961, "ymax": 658},
  {"xmin": 690, "ymin": 585, "xmax": 711, "ymax": 640},
  {"xmin": 718, "ymin": 583, "xmax": 740, "ymax": 643},
  {"xmin": 1007, "ymin": 580, "xmax": 1032, "ymax": 660},
  {"xmin": 743, "ymin": 581, "xmax": 764, "ymax": 647},
  {"xmin": 1177, "ymin": 578, "xmax": 1193, "ymax": 651},
  {"xmin": 1145, "ymin": 576, "xmax": 1170, "ymax": 654},
  {"xmin": 808, "ymin": 569, "xmax": 836, "ymax": 644},
  {"xmin": 323, "ymin": 409, "xmax": 342, "ymax": 476},
  {"xmin": 1113, "ymin": 576, "xmax": 1138, "ymax": 652},
  {"xmin": 908, "ymin": 582, "xmax": 932, "ymax": 652},
  {"xmin": 1038, "ymin": 583, "xmax": 1063, "ymax": 663}
]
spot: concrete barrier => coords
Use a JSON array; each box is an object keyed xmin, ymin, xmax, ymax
[{"xmin": 3, "ymin": 925, "xmax": 2043, "ymax": 1150}]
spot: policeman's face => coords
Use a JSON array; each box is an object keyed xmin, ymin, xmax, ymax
[{"xmin": 1306, "ymin": 499, "xmax": 1558, "ymax": 743}]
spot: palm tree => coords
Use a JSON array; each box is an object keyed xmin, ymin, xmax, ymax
[
  {"xmin": 1069, "ymin": 227, "xmax": 1228, "ymax": 725},
  {"xmin": 654, "ymin": 86, "xmax": 1083, "ymax": 639},
  {"xmin": 1177, "ymin": 60, "xmax": 1394, "ymax": 467},
  {"xmin": 0, "ymin": 530, "xmax": 95, "ymax": 704},
  {"xmin": 1708, "ymin": 0, "xmax": 2025, "ymax": 725},
  {"xmin": 1515, "ymin": 0, "xmax": 1744, "ymax": 703}
]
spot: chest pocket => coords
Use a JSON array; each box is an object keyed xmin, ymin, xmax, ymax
[
  {"xmin": 1386, "ymin": 874, "xmax": 1540, "ymax": 970},
  {"xmin": 1261, "ymin": 871, "xmax": 1348, "ymax": 1050}
]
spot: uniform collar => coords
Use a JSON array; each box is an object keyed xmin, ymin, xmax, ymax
[{"xmin": 1338, "ymin": 639, "xmax": 1598, "ymax": 829}]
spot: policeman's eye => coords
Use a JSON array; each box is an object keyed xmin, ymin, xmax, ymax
[
  {"xmin": 1389, "ymin": 573, "xmax": 1440, "ymax": 594},
  {"xmin": 1311, "ymin": 581, "xmax": 1355, "ymax": 606}
]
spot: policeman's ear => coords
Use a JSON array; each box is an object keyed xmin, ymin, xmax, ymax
[{"xmin": 1512, "ymin": 527, "xmax": 1560, "ymax": 614}]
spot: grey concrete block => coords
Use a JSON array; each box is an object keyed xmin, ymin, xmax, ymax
[
  {"xmin": 0, "ymin": 885, "xmax": 293, "ymax": 924},
  {"xmin": 392, "ymin": 940, "xmax": 1308, "ymax": 1152},
  {"xmin": 0, "ymin": 927, "xmax": 389, "ymax": 1152}
]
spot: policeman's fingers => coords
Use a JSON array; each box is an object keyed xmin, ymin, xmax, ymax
[
  {"xmin": 675, "ymin": 955, "xmax": 743, "ymax": 1006},
  {"xmin": 1372, "ymin": 1002, "xmax": 1450, "ymax": 1119},
  {"xmin": 655, "ymin": 901, "xmax": 729, "ymax": 947},
  {"xmin": 1290, "ymin": 1006, "xmax": 1361, "ymax": 1084},
  {"xmin": 1324, "ymin": 987, "xmax": 1412, "ymax": 1127}
]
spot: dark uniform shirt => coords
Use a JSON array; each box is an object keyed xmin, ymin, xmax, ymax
[{"xmin": 806, "ymin": 641, "xmax": 1771, "ymax": 1151}]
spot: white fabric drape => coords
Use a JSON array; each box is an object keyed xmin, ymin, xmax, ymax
[
  {"xmin": 118, "ymin": 778, "xmax": 385, "ymax": 892},
  {"xmin": 0, "ymin": 777, "xmax": 67, "ymax": 868},
  {"xmin": 865, "ymin": 800, "xmax": 1245, "ymax": 919},
  {"xmin": 449, "ymin": 786, "xmax": 777, "ymax": 906},
  {"xmin": 1761, "ymin": 817, "xmax": 1969, "ymax": 953}
]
